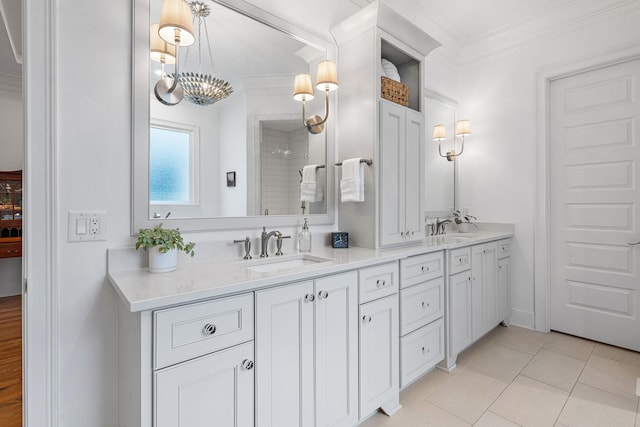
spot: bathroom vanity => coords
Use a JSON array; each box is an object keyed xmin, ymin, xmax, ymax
[{"xmin": 109, "ymin": 228, "xmax": 512, "ymax": 427}]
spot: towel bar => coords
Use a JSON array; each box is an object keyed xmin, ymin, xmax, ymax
[{"xmin": 335, "ymin": 159, "xmax": 373, "ymax": 166}]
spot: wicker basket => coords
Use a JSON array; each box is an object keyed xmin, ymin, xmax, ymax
[{"xmin": 381, "ymin": 76, "xmax": 409, "ymax": 107}]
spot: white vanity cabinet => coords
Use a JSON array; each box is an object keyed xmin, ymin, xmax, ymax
[
  {"xmin": 358, "ymin": 262, "xmax": 400, "ymax": 419},
  {"xmin": 379, "ymin": 101, "xmax": 424, "ymax": 247},
  {"xmin": 399, "ymin": 251, "xmax": 445, "ymax": 387},
  {"xmin": 255, "ymin": 271, "xmax": 358, "ymax": 427},
  {"xmin": 444, "ymin": 239, "xmax": 511, "ymax": 371},
  {"xmin": 152, "ymin": 293, "xmax": 255, "ymax": 427}
]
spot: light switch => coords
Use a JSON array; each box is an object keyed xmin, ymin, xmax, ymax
[
  {"xmin": 76, "ymin": 218, "xmax": 88, "ymax": 235},
  {"xmin": 68, "ymin": 211, "xmax": 107, "ymax": 242}
]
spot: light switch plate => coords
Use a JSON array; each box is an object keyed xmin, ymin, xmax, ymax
[{"xmin": 68, "ymin": 211, "xmax": 107, "ymax": 242}]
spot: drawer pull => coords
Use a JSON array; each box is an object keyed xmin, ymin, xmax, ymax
[
  {"xmin": 376, "ymin": 279, "xmax": 386, "ymax": 288},
  {"xmin": 304, "ymin": 293, "xmax": 315, "ymax": 303},
  {"xmin": 421, "ymin": 266, "xmax": 430, "ymax": 273},
  {"xmin": 421, "ymin": 301, "xmax": 430, "ymax": 309},
  {"xmin": 422, "ymin": 346, "xmax": 429, "ymax": 354},
  {"xmin": 202, "ymin": 323, "xmax": 217, "ymax": 336},
  {"xmin": 241, "ymin": 359, "xmax": 254, "ymax": 370},
  {"xmin": 362, "ymin": 315, "xmax": 372, "ymax": 323},
  {"xmin": 318, "ymin": 290, "xmax": 329, "ymax": 299}
]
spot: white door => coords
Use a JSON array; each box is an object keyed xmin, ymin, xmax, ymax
[
  {"xmin": 550, "ymin": 59, "xmax": 640, "ymax": 351},
  {"xmin": 404, "ymin": 109, "xmax": 425, "ymax": 243},
  {"xmin": 154, "ymin": 341, "xmax": 254, "ymax": 427},
  {"xmin": 379, "ymin": 101, "xmax": 405, "ymax": 246},
  {"xmin": 449, "ymin": 271, "xmax": 472, "ymax": 357},
  {"xmin": 255, "ymin": 282, "xmax": 315, "ymax": 427},
  {"xmin": 315, "ymin": 272, "xmax": 358, "ymax": 427}
]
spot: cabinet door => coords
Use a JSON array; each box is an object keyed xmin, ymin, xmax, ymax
[
  {"xmin": 483, "ymin": 242, "xmax": 499, "ymax": 333},
  {"xmin": 359, "ymin": 294, "xmax": 399, "ymax": 419},
  {"xmin": 449, "ymin": 271, "xmax": 472, "ymax": 356},
  {"xmin": 498, "ymin": 257, "xmax": 510, "ymax": 322},
  {"xmin": 154, "ymin": 341, "xmax": 254, "ymax": 427},
  {"xmin": 256, "ymin": 282, "xmax": 315, "ymax": 427},
  {"xmin": 379, "ymin": 101, "xmax": 405, "ymax": 246},
  {"xmin": 470, "ymin": 245, "xmax": 486, "ymax": 341},
  {"xmin": 403, "ymin": 109, "xmax": 424, "ymax": 243},
  {"xmin": 315, "ymin": 272, "xmax": 358, "ymax": 427}
]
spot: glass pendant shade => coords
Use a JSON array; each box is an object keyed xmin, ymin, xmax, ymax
[
  {"xmin": 432, "ymin": 124, "xmax": 446, "ymax": 141},
  {"xmin": 315, "ymin": 60, "xmax": 338, "ymax": 92},
  {"xmin": 293, "ymin": 74, "xmax": 314, "ymax": 101},
  {"xmin": 455, "ymin": 119, "xmax": 471, "ymax": 137},
  {"xmin": 150, "ymin": 23, "xmax": 176, "ymax": 64},
  {"xmin": 159, "ymin": 0, "xmax": 195, "ymax": 46}
]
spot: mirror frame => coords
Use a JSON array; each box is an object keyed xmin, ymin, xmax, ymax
[{"xmin": 132, "ymin": 0, "xmax": 336, "ymax": 234}]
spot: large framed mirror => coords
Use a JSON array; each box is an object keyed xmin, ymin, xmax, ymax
[
  {"xmin": 133, "ymin": 0, "xmax": 336, "ymax": 233},
  {"xmin": 424, "ymin": 92, "xmax": 457, "ymax": 217}
]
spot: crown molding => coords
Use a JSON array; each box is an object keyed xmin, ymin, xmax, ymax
[
  {"xmin": 0, "ymin": 70, "xmax": 21, "ymax": 94},
  {"xmin": 457, "ymin": 0, "xmax": 640, "ymax": 66}
]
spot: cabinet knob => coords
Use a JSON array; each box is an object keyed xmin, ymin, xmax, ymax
[
  {"xmin": 362, "ymin": 315, "xmax": 372, "ymax": 323},
  {"xmin": 401, "ymin": 232, "xmax": 405, "ymax": 237},
  {"xmin": 422, "ymin": 266, "xmax": 430, "ymax": 273},
  {"xmin": 422, "ymin": 346, "xmax": 429, "ymax": 354},
  {"xmin": 318, "ymin": 290, "xmax": 329, "ymax": 299},
  {"xmin": 241, "ymin": 359, "xmax": 254, "ymax": 370},
  {"xmin": 304, "ymin": 293, "xmax": 315, "ymax": 303},
  {"xmin": 202, "ymin": 323, "xmax": 217, "ymax": 335},
  {"xmin": 376, "ymin": 279, "xmax": 386, "ymax": 288},
  {"xmin": 421, "ymin": 301, "xmax": 429, "ymax": 309}
]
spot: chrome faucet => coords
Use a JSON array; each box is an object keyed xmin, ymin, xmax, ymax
[
  {"xmin": 435, "ymin": 218, "xmax": 452, "ymax": 235},
  {"xmin": 261, "ymin": 227, "xmax": 281, "ymax": 257}
]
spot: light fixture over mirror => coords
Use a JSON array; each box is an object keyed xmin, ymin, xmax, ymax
[
  {"xmin": 433, "ymin": 119, "xmax": 471, "ymax": 161},
  {"xmin": 293, "ymin": 60, "xmax": 339, "ymax": 134},
  {"xmin": 154, "ymin": 0, "xmax": 195, "ymax": 106}
]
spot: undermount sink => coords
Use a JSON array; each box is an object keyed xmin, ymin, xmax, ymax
[
  {"xmin": 426, "ymin": 234, "xmax": 477, "ymax": 246},
  {"xmin": 243, "ymin": 254, "xmax": 333, "ymax": 273}
]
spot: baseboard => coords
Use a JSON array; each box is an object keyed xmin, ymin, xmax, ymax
[{"xmin": 509, "ymin": 307, "xmax": 535, "ymax": 330}]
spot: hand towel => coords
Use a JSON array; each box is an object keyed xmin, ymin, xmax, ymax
[
  {"xmin": 340, "ymin": 158, "xmax": 364, "ymax": 202},
  {"xmin": 300, "ymin": 165, "xmax": 323, "ymax": 202}
]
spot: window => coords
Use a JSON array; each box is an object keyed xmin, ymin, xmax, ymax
[{"xmin": 149, "ymin": 122, "xmax": 199, "ymax": 204}]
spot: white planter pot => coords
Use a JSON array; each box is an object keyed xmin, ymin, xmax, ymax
[
  {"xmin": 148, "ymin": 247, "xmax": 177, "ymax": 273},
  {"xmin": 457, "ymin": 223, "xmax": 470, "ymax": 233}
]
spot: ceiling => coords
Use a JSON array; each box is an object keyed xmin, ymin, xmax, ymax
[{"xmin": 0, "ymin": 0, "xmax": 634, "ymax": 76}]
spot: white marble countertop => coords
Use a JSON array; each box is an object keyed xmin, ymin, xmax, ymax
[{"xmin": 108, "ymin": 229, "xmax": 513, "ymax": 313}]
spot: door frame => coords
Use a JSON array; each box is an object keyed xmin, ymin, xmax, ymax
[
  {"xmin": 534, "ymin": 45, "xmax": 640, "ymax": 333},
  {"xmin": 23, "ymin": 0, "xmax": 59, "ymax": 425}
]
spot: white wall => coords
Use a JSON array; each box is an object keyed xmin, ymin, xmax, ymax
[
  {"xmin": 0, "ymin": 74, "xmax": 23, "ymax": 297},
  {"xmin": 456, "ymin": 6, "xmax": 640, "ymax": 328}
]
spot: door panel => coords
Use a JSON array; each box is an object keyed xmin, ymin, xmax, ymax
[
  {"xmin": 379, "ymin": 102, "xmax": 404, "ymax": 246},
  {"xmin": 550, "ymin": 59, "xmax": 640, "ymax": 351}
]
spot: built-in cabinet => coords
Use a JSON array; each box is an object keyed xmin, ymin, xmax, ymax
[
  {"xmin": 379, "ymin": 101, "xmax": 424, "ymax": 246},
  {"xmin": 444, "ymin": 240, "xmax": 512, "ymax": 370},
  {"xmin": 255, "ymin": 271, "xmax": 358, "ymax": 427},
  {"xmin": 0, "ymin": 170, "xmax": 22, "ymax": 258},
  {"xmin": 358, "ymin": 263, "xmax": 400, "ymax": 419},
  {"xmin": 399, "ymin": 251, "xmax": 445, "ymax": 388}
]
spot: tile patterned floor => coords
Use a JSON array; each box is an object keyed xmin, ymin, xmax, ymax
[{"xmin": 360, "ymin": 326, "xmax": 640, "ymax": 427}]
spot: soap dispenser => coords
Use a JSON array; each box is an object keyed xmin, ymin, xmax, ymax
[{"xmin": 299, "ymin": 218, "xmax": 312, "ymax": 252}]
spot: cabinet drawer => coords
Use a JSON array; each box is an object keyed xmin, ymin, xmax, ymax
[
  {"xmin": 449, "ymin": 246, "xmax": 471, "ymax": 275},
  {"xmin": 359, "ymin": 262, "xmax": 399, "ymax": 304},
  {"xmin": 400, "ymin": 251, "xmax": 444, "ymax": 288},
  {"xmin": 400, "ymin": 277, "xmax": 444, "ymax": 335},
  {"xmin": 400, "ymin": 318, "xmax": 444, "ymax": 388},
  {"xmin": 498, "ymin": 239, "xmax": 511, "ymax": 259},
  {"xmin": 0, "ymin": 241, "xmax": 21, "ymax": 258},
  {"xmin": 154, "ymin": 293, "xmax": 254, "ymax": 369}
]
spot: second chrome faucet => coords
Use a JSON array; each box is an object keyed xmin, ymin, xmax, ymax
[{"xmin": 260, "ymin": 227, "xmax": 290, "ymax": 257}]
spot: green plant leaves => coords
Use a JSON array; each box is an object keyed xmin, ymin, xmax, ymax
[{"xmin": 135, "ymin": 223, "xmax": 196, "ymax": 256}]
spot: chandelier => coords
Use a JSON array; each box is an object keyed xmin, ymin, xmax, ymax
[{"xmin": 179, "ymin": 1, "xmax": 233, "ymax": 106}]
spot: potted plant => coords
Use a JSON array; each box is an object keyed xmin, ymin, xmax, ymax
[
  {"xmin": 452, "ymin": 210, "xmax": 477, "ymax": 233},
  {"xmin": 135, "ymin": 224, "xmax": 195, "ymax": 273}
]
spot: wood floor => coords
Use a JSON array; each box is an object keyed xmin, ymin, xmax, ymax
[{"xmin": 0, "ymin": 295, "xmax": 21, "ymax": 427}]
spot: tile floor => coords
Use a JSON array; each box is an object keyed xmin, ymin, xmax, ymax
[{"xmin": 360, "ymin": 325, "xmax": 640, "ymax": 427}]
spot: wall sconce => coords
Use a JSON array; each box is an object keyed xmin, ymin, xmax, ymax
[
  {"xmin": 154, "ymin": 0, "xmax": 195, "ymax": 106},
  {"xmin": 293, "ymin": 60, "xmax": 339, "ymax": 134},
  {"xmin": 433, "ymin": 119, "xmax": 471, "ymax": 161}
]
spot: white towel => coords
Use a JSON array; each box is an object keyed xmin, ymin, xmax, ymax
[
  {"xmin": 340, "ymin": 158, "xmax": 364, "ymax": 202},
  {"xmin": 300, "ymin": 165, "xmax": 323, "ymax": 202}
]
